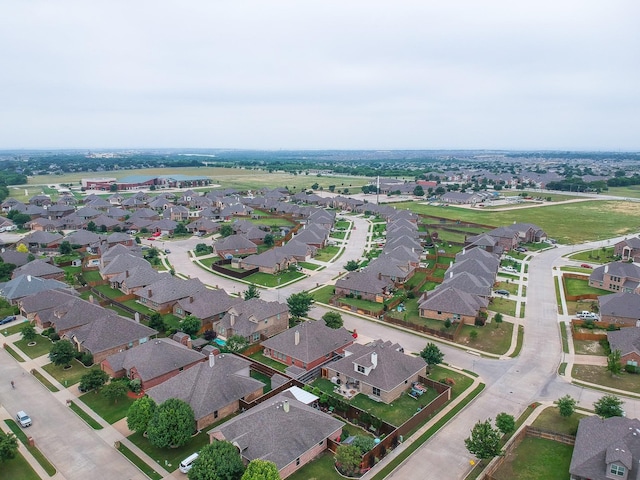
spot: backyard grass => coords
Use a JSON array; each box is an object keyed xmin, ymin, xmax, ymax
[
  {"xmin": 310, "ymin": 285, "xmax": 335, "ymax": 304},
  {"xmin": 286, "ymin": 451, "xmax": 343, "ymax": 480},
  {"xmin": 13, "ymin": 336, "xmax": 53, "ymax": 359},
  {"xmin": 338, "ymin": 296, "xmax": 384, "ymax": 312},
  {"xmin": 456, "ymin": 322, "xmax": 514, "ymax": 356},
  {"xmin": 128, "ymin": 428, "xmax": 213, "ymax": 472},
  {"xmin": 330, "ymin": 231, "xmax": 346, "ymax": 240},
  {"xmin": 82, "ymin": 269, "xmax": 103, "ymax": 282},
  {"xmin": 315, "ymin": 245, "xmax": 341, "ymax": 262},
  {"xmin": 250, "ymin": 370, "xmax": 272, "ymax": 393},
  {"xmin": 42, "ymin": 361, "xmax": 100, "ymax": 387},
  {"xmin": 5, "ymin": 419, "xmax": 57, "ymax": 476},
  {"xmin": 531, "ymin": 407, "xmax": 585, "ymax": 436},
  {"xmin": 68, "ymin": 401, "xmax": 104, "ymax": 429},
  {"xmin": 393, "ymin": 200, "xmax": 640, "ymax": 244},
  {"xmin": 80, "ymin": 390, "xmax": 135, "ymax": 424},
  {"xmin": 492, "ymin": 437, "xmax": 573, "ymax": 480},
  {"xmin": 248, "ymin": 351, "xmax": 288, "ymax": 373},
  {"xmin": 494, "ymin": 281, "xmax": 518, "ymax": 295},
  {"xmin": 116, "ymin": 442, "xmax": 163, "ymax": 480},
  {"xmin": 572, "ymin": 364, "xmax": 640, "ymax": 393},
  {"xmin": 94, "ymin": 284, "xmax": 126, "ymax": 299},
  {"xmin": 243, "ymin": 270, "xmax": 305, "ymax": 287},
  {"xmin": 404, "ymin": 270, "xmax": 427, "ymax": 290},
  {"xmin": 297, "ymin": 261, "xmax": 322, "ymax": 271},
  {"xmin": 0, "ymin": 450, "xmax": 41, "ymax": 480},
  {"xmin": 488, "ymin": 297, "xmax": 517, "ymax": 316},
  {"xmin": 197, "ymin": 256, "xmax": 220, "ymax": 268},
  {"xmin": 564, "ymin": 277, "xmax": 610, "ymax": 297}
]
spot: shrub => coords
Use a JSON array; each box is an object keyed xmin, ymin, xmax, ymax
[
  {"xmin": 129, "ymin": 378, "xmax": 142, "ymax": 393},
  {"xmin": 80, "ymin": 352, "xmax": 94, "ymax": 366},
  {"xmin": 625, "ymin": 364, "xmax": 639, "ymax": 374},
  {"xmin": 50, "ymin": 333, "xmax": 60, "ymax": 341},
  {"xmin": 474, "ymin": 318, "xmax": 485, "ymax": 327}
]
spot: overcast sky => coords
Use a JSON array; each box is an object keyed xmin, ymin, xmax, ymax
[{"xmin": 1, "ymin": 1, "xmax": 639, "ymax": 151}]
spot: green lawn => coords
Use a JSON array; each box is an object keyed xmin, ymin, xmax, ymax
[
  {"xmin": 0, "ymin": 450, "xmax": 41, "ymax": 480},
  {"xmin": 488, "ymin": 297, "xmax": 517, "ymax": 316},
  {"xmin": 494, "ymin": 281, "xmax": 518, "ymax": 295},
  {"xmin": 287, "ymin": 452, "xmax": 343, "ymax": 480},
  {"xmin": 572, "ymin": 364, "xmax": 640, "ymax": 393},
  {"xmin": 198, "ymin": 256, "xmax": 220, "ymax": 268},
  {"xmin": 568, "ymin": 246, "xmax": 615, "ymax": 263},
  {"xmin": 404, "ymin": 270, "xmax": 427, "ymax": 290},
  {"xmin": 13, "ymin": 336, "xmax": 53, "ymax": 359},
  {"xmin": 94, "ymin": 284, "xmax": 125, "ymax": 299},
  {"xmin": 330, "ymin": 231, "xmax": 346, "ymax": 240},
  {"xmin": 564, "ymin": 277, "xmax": 610, "ymax": 296},
  {"xmin": 492, "ymin": 437, "xmax": 573, "ymax": 480},
  {"xmin": 311, "ymin": 285, "xmax": 335, "ymax": 304},
  {"xmin": 250, "ymin": 370, "xmax": 272, "ymax": 393},
  {"xmin": 531, "ymin": 407, "xmax": 585, "ymax": 436},
  {"xmin": 297, "ymin": 261, "xmax": 322, "ymax": 271},
  {"xmin": 243, "ymin": 270, "xmax": 305, "ymax": 287},
  {"xmin": 338, "ymin": 296, "xmax": 384, "ymax": 312},
  {"xmin": 69, "ymin": 401, "xmax": 104, "ymax": 429},
  {"xmin": 116, "ymin": 442, "xmax": 163, "ymax": 480},
  {"xmin": 1, "ymin": 321, "xmax": 29, "ymax": 337},
  {"xmin": 4, "ymin": 344, "xmax": 25, "ymax": 362},
  {"xmin": 456, "ymin": 321, "xmax": 514, "ymax": 356},
  {"xmin": 249, "ymin": 217, "xmax": 295, "ymax": 227},
  {"xmin": 335, "ymin": 220, "xmax": 351, "ymax": 229},
  {"xmin": 80, "ymin": 390, "xmax": 135, "ymax": 424},
  {"xmin": 128, "ymin": 428, "xmax": 215, "ymax": 472},
  {"xmin": 82, "ymin": 270, "xmax": 103, "ymax": 282},
  {"xmin": 42, "ymin": 361, "xmax": 100, "ymax": 387},
  {"xmin": 315, "ymin": 246, "xmax": 341, "ymax": 262},
  {"xmin": 248, "ymin": 351, "xmax": 288, "ymax": 373}
]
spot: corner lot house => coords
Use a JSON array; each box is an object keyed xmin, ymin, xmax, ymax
[
  {"xmin": 147, "ymin": 353, "xmax": 264, "ymax": 430},
  {"xmin": 607, "ymin": 327, "xmax": 640, "ymax": 369},
  {"xmin": 209, "ymin": 395, "xmax": 343, "ymax": 478},
  {"xmin": 217, "ymin": 298, "xmax": 289, "ymax": 343},
  {"xmin": 589, "ymin": 262, "xmax": 640, "ymax": 294},
  {"xmin": 322, "ymin": 339, "xmax": 427, "ymax": 404},
  {"xmin": 570, "ymin": 415, "xmax": 640, "ymax": 480}
]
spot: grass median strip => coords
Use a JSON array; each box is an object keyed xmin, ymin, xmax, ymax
[
  {"xmin": 3, "ymin": 344, "xmax": 25, "ymax": 362},
  {"xmin": 68, "ymin": 401, "xmax": 103, "ymax": 430},
  {"xmin": 5, "ymin": 419, "xmax": 57, "ymax": 476},
  {"xmin": 116, "ymin": 442, "xmax": 163, "ymax": 480},
  {"xmin": 32, "ymin": 370, "xmax": 59, "ymax": 392},
  {"xmin": 371, "ymin": 382, "xmax": 485, "ymax": 480}
]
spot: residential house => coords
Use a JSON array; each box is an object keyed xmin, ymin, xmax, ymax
[
  {"xmin": 569, "ymin": 415, "xmax": 640, "ymax": 480},
  {"xmin": 239, "ymin": 248, "xmax": 297, "ymax": 274},
  {"xmin": 261, "ymin": 320, "xmax": 354, "ymax": 376},
  {"xmin": 335, "ymin": 270, "xmax": 392, "ymax": 302},
  {"xmin": 12, "ymin": 260, "xmax": 65, "ymax": 281},
  {"xmin": 278, "ymin": 239, "xmax": 317, "ymax": 261},
  {"xmin": 26, "ymin": 217, "xmax": 61, "ymax": 232},
  {"xmin": 607, "ymin": 327, "xmax": 640, "ymax": 369},
  {"xmin": 418, "ymin": 286, "xmax": 488, "ymax": 325},
  {"xmin": 364, "ymin": 254, "xmax": 415, "ymax": 284},
  {"xmin": 147, "ymin": 353, "xmax": 265, "ymax": 430},
  {"xmin": 17, "ymin": 231, "xmax": 63, "ymax": 251},
  {"xmin": 135, "ymin": 277, "xmax": 207, "ymax": 313},
  {"xmin": 0, "ymin": 250, "xmax": 29, "ymax": 268},
  {"xmin": 18, "ymin": 290, "xmax": 80, "ymax": 325},
  {"xmin": 213, "ymin": 235, "xmax": 258, "ymax": 258},
  {"xmin": 483, "ymin": 226, "xmax": 520, "ymax": 252},
  {"xmin": 217, "ymin": 298, "xmax": 289, "ymax": 343},
  {"xmin": 208, "ymin": 394, "xmax": 343, "ymax": 478},
  {"xmin": 101, "ymin": 338, "xmax": 205, "ymax": 390},
  {"xmin": 589, "ymin": 263, "xmax": 640, "ymax": 294},
  {"xmin": 598, "ymin": 292, "xmax": 640, "ymax": 327},
  {"xmin": 100, "ymin": 253, "xmax": 152, "ymax": 282},
  {"xmin": 186, "ymin": 218, "xmax": 220, "ymax": 235},
  {"xmin": 615, "ymin": 236, "xmax": 640, "ymax": 262},
  {"xmin": 173, "ymin": 289, "xmax": 242, "ymax": 333},
  {"xmin": 508, "ymin": 223, "xmax": 547, "ymax": 243},
  {"xmin": 322, "ymin": 339, "xmax": 427, "ymax": 404},
  {"xmin": 0, "ymin": 274, "xmax": 75, "ymax": 305}
]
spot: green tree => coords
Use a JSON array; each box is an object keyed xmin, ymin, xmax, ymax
[
  {"xmin": 244, "ymin": 284, "xmax": 261, "ymax": 300},
  {"xmin": 188, "ymin": 440, "xmax": 245, "ymax": 480},
  {"xmin": 493, "ymin": 312, "xmax": 503, "ymax": 328},
  {"xmin": 226, "ymin": 334, "xmax": 249, "ymax": 353},
  {"xmin": 0, "ymin": 431, "xmax": 18, "ymax": 463},
  {"xmin": 420, "ymin": 342, "xmax": 444, "ymax": 368},
  {"xmin": 495, "ymin": 413, "xmax": 515, "ymax": 436},
  {"xmin": 127, "ymin": 396, "xmax": 157, "ymax": 434},
  {"xmin": 594, "ymin": 394, "xmax": 625, "ymax": 418},
  {"xmin": 79, "ymin": 369, "xmax": 109, "ymax": 393},
  {"xmin": 110, "ymin": 183, "xmax": 118, "ymax": 192},
  {"xmin": 465, "ymin": 419, "xmax": 502, "ymax": 462},
  {"xmin": 344, "ymin": 260, "xmax": 359, "ymax": 271},
  {"xmin": 148, "ymin": 312, "xmax": 165, "ymax": 332},
  {"xmin": 220, "ymin": 225, "xmax": 233, "ymax": 237},
  {"xmin": 351, "ymin": 435, "xmax": 375, "ymax": 455},
  {"xmin": 48, "ymin": 339, "xmax": 76, "ymax": 367},
  {"xmin": 241, "ymin": 460, "xmax": 280, "ymax": 480},
  {"xmin": 86, "ymin": 221, "xmax": 97, "ymax": 232},
  {"xmin": 181, "ymin": 315, "xmax": 202, "ymax": 336},
  {"xmin": 469, "ymin": 330, "xmax": 478, "ymax": 341},
  {"xmin": 335, "ymin": 445, "xmax": 361, "ymax": 476},
  {"xmin": 59, "ymin": 240, "xmax": 73, "ymax": 255},
  {"xmin": 322, "ymin": 311, "xmax": 343, "ymax": 329},
  {"xmin": 413, "ymin": 185, "xmax": 425, "ymax": 196},
  {"xmin": 263, "ymin": 233, "xmax": 274, "ymax": 248},
  {"xmin": 101, "ymin": 381, "xmax": 128, "ymax": 404},
  {"xmin": 607, "ymin": 349, "xmax": 623, "ymax": 376},
  {"xmin": 20, "ymin": 323, "xmax": 37, "ymax": 342},
  {"xmin": 287, "ymin": 292, "xmax": 314, "ymax": 320},
  {"xmin": 148, "ymin": 398, "xmax": 195, "ymax": 449},
  {"xmin": 554, "ymin": 395, "xmax": 577, "ymax": 418},
  {"xmin": 175, "ymin": 223, "xmax": 188, "ymax": 235},
  {"xmin": 195, "ymin": 243, "xmax": 211, "ymax": 254},
  {"xmin": 8, "ymin": 212, "xmax": 30, "ymax": 227}
]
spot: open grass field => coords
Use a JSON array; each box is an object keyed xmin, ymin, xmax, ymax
[
  {"xmin": 457, "ymin": 322, "xmax": 514, "ymax": 355},
  {"xmin": 492, "ymin": 437, "xmax": 573, "ymax": 480},
  {"xmin": 572, "ymin": 364, "xmax": 640, "ymax": 392},
  {"xmin": 568, "ymin": 246, "xmax": 616, "ymax": 263},
  {"xmin": 608, "ymin": 185, "xmax": 640, "ymax": 199},
  {"xmin": 393, "ymin": 200, "xmax": 640, "ymax": 244}
]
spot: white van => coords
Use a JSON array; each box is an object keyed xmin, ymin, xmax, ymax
[{"xmin": 179, "ymin": 453, "xmax": 199, "ymax": 473}]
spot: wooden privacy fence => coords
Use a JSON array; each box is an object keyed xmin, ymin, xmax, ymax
[{"xmin": 209, "ymin": 259, "xmax": 259, "ymax": 279}]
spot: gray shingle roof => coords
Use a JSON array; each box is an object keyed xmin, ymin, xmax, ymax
[
  {"xmin": 147, "ymin": 354, "xmax": 264, "ymax": 420},
  {"xmin": 599, "ymin": 292, "xmax": 640, "ymax": 318},
  {"xmin": 607, "ymin": 327, "xmax": 640, "ymax": 357},
  {"xmin": 13, "ymin": 260, "xmax": 64, "ymax": 278},
  {"xmin": 261, "ymin": 320, "xmax": 354, "ymax": 364},
  {"xmin": 0, "ymin": 275, "xmax": 75, "ymax": 302},
  {"xmin": 419, "ymin": 286, "xmax": 488, "ymax": 316},
  {"xmin": 175, "ymin": 288, "xmax": 242, "ymax": 319},
  {"xmin": 136, "ymin": 277, "xmax": 206, "ymax": 305},
  {"xmin": 335, "ymin": 271, "xmax": 391, "ymax": 296},
  {"xmin": 19, "ymin": 290, "xmax": 79, "ymax": 315},
  {"xmin": 219, "ymin": 298, "xmax": 289, "ymax": 338},
  {"xmin": 66, "ymin": 315, "xmax": 157, "ymax": 355},
  {"xmin": 213, "ymin": 234, "xmax": 257, "ymax": 253},
  {"xmin": 209, "ymin": 394, "xmax": 343, "ymax": 470},
  {"xmin": 104, "ymin": 338, "xmax": 204, "ymax": 381}
]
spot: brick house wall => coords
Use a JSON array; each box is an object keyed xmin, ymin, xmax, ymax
[
  {"xmin": 215, "ymin": 246, "xmax": 258, "ymax": 257},
  {"xmin": 264, "ymin": 340, "xmax": 354, "ymax": 371},
  {"xmin": 79, "ymin": 338, "xmax": 150, "ymax": 364},
  {"xmin": 334, "ymin": 286, "xmax": 380, "ymax": 302},
  {"xmin": 600, "ymin": 314, "xmax": 640, "ymax": 328},
  {"xmin": 102, "ymin": 358, "xmax": 206, "ymax": 390},
  {"xmin": 278, "ymin": 432, "xmax": 342, "ymax": 479},
  {"xmin": 419, "ymin": 308, "xmax": 477, "ymax": 325},
  {"xmin": 621, "ymin": 351, "xmax": 640, "ymax": 367}
]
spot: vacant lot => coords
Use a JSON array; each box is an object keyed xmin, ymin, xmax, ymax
[{"xmin": 493, "ymin": 437, "xmax": 573, "ymax": 480}]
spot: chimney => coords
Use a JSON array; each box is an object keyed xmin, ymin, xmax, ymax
[
  {"xmin": 27, "ymin": 275, "xmax": 32, "ymax": 282},
  {"xmin": 126, "ymin": 270, "xmax": 129, "ymax": 278},
  {"xmin": 189, "ymin": 296, "xmax": 194, "ymax": 303},
  {"xmin": 230, "ymin": 314, "xmax": 235, "ymax": 326},
  {"xmin": 378, "ymin": 272, "xmax": 382, "ymax": 281},
  {"xmin": 295, "ymin": 330, "xmax": 300, "ymax": 346},
  {"xmin": 148, "ymin": 289, "xmax": 152, "ymax": 298},
  {"xmin": 605, "ymin": 265, "xmax": 609, "ymax": 273},
  {"xmin": 283, "ymin": 400, "xmax": 289, "ymax": 413},
  {"xmin": 371, "ymin": 351, "xmax": 378, "ymax": 369},
  {"xmin": 450, "ymin": 271, "xmax": 453, "ymax": 279},
  {"xmin": 209, "ymin": 353, "xmax": 215, "ymax": 367}
]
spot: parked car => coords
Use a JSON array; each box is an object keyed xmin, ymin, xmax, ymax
[
  {"xmin": 515, "ymin": 247, "xmax": 528, "ymax": 253},
  {"xmin": 577, "ymin": 311, "xmax": 599, "ymax": 320},
  {"xmin": 147, "ymin": 237, "xmax": 156, "ymax": 241},
  {"xmin": 494, "ymin": 289, "xmax": 510, "ymax": 297},
  {"xmin": 0, "ymin": 315, "xmax": 16, "ymax": 325},
  {"xmin": 152, "ymin": 231, "xmax": 162, "ymax": 237},
  {"xmin": 580, "ymin": 264, "xmax": 592, "ymax": 269},
  {"xmin": 16, "ymin": 411, "xmax": 32, "ymax": 428},
  {"xmin": 179, "ymin": 453, "xmax": 199, "ymax": 474},
  {"xmin": 164, "ymin": 249, "xmax": 171, "ymax": 254},
  {"xmin": 502, "ymin": 266, "xmax": 518, "ymax": 273}
]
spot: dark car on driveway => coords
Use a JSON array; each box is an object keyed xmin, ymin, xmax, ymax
[
  {"xmin": 494, "ymin": 289, "xmax": 510, "ymax": 297},
  {"xmin": 0, "ymin": 315, "xmax": 16, "ymax": 325}
]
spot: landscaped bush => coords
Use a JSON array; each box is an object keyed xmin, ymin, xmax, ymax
[
  {"xmin": 80, "ymin": 352, "xmax": 93, "ymax": 366},
  {"xmin": 50, "ymin": 333, "xmax": 60, "ymax": 341},
  {"xmin": 625, "ymin": 364, "xmax": 639, "ymax": 374}
]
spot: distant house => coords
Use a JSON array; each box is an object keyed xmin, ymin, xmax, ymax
[
  {"xmin": 261, "ymin": 320, "xmax": 354, "ymax": 376},
  {"xmin": 418, "ymin": 286, "xmax": 488, "ymax": 325},
  {"xmin": 147, "ymin": 353, "xmax": 265, "ymax": 430},
  {"xmin": 217, "ymin": 298, "xmax": 289, "ymax": 344},
  {"xmin": 208, "ymin": 394, "xmax": 343, "ymax": 479},
  {"xmin": 17, "ymin": 231, "xmax": 63, "ymax": 251},
  {"xmin": 101, "ymin": 338, "xmax": 205, "ymax": 390},
  {"xmin": 322, "ymin": 339, "xmax": 427, "ymax": 404},
  {"xmin": 0, "ymin": 274, "xmax": 75, "ymax": 305},
  {"xmin": 589, "ymin": 263, "xmax": 640, "ymax": 294},
  {"xmin": 213, "ymin": 235, "xmax": 258, "ymax": 258},
  {"xmin": 607, "ymin": 327, "xmax": 640, "ymax": 369},
  {"xmin": 615, "ymin": 236, "xmax": 640, "ymax": 263},
  {"xmin": 239, "ymin": 248, "xmax": 297, "ymax": 274},
  {"xmin": 598, "ymin": 292, "xmax": 640, "ymax": 327},
  {"xmin": 364, "ymin": 254, "xmax": 415, "ymax": 284},
  {"xmin": 335, "ymin": 270, "xmax": 392, "ymax": 302},
  {"xmin": 12, "ymin": 260, "xmax": 65, "ymax": 281},
  {"xmin": 569, "ymin": 416, "xmax": 640, "ymax": 480},
  {"xmin": 0, "ymin": 250, "xmax": 30, "ymax": 268}
]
